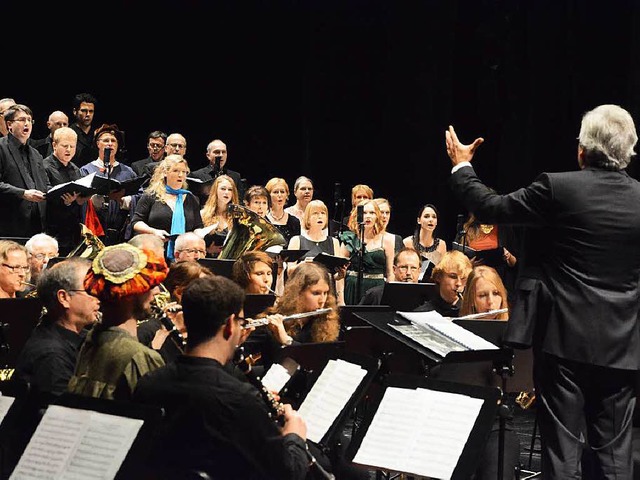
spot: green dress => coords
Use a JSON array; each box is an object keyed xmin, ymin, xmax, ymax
[{"xmin": 339, "ymin": 230, "xmax": 386, "ymax": 305}]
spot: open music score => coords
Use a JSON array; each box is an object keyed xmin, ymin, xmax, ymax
[
  {"xmin": 352, "ymin": 386, "xmax": 484, "ymax": 479},
  {"xmin": 389, "ymin": 310, "xmax": 500, "ymax": 358},
  {"xmin": 0, "ymin": 395, "xmax": 15, "ymax": 426},
  {"xmin": 297, "ymin": 359, "xmax": 368, "ymax": 444},
  {"xmin": 9, "ymin": 405, "xmax": 143, "ymax": 480}
]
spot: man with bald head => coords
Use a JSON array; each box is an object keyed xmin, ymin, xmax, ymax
[
  {"xmin": 190, "ymin": 138, "xmax": 245, "ymax": 201},
  {"xmin": 32, "ymin": 110, "xmax": 69, "ymax": 158}
]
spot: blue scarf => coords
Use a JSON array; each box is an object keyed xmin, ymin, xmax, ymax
[{"xmin": 166, "ymin": 185, "xmax": 190, "ymax": 262}]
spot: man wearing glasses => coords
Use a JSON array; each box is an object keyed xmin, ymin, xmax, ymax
[
  {"xmin": 358, "ymin": 247, "xmax": 422, "ymax": 305},
  {"xmin": 131, "ymin": 130, "xmax": 167, "ymax": 176},
  {"xmin": 0, "ymin": 240, "xmax": 30, "ymax": 299},
  {"xmin": 0, "ymin": 104, "xmax": 50, "ymax": 239},
  {"xmin": 24, "ymin": 233, "xmax": 59, "ymax": 288},
  {"xmin": 173, "ymin": 232, "xmax": 207, "ymax": 263},
  {"xmin": 15, "ymin": 257, "xmax": 99, "ymax": 396}
]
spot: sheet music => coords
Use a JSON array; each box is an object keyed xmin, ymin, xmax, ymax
[
  {"xmin": 261, "ymin": 363, "xmax": 292, "ymax": 393},
  {"xmin": 0, "ymin": 395, "xmax": 15, "ymax": 425},
  {"xmin": 298, "ymin": 359, "xmax": 367, "ymax": 443},
  {"xmin": 398, "ymin": 311, "xmax": 498, "ymax": 351},
  {"xmin": 389, "ymin": 324, "xmax": 466, "ymax": 357},
  {"xmin": 10, "ymin": 405, "xmax": 143, "ymax": 480},
  {"xmin": 353, "ymin": 386, "xmax": 483, "ymax": 479}
]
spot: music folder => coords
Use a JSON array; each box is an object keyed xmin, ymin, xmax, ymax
[
  {"xmin": 46, "ymin": 172, "xmax": 96, "ymax": 199},
  {"xmin": 91, "ymin": 174, "xmax": 149, "ymax": 196},
  {"xmin": 346, "ymin": 373, "xmax": 501, "ymax": 480},
  {"xmin": 313, "ymin": 252, "xmax": 350, "ymax": 272},
  {"xmin": 291, "ymin": 350, "xmax": 380, "ymax": 449}
]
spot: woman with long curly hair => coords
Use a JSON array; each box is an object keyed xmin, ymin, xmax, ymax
[{"xmin": 263, "ymin": 261, "xmax": 340, "ymax": 345}]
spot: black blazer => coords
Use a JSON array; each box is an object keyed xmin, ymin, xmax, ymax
[
  {"xmin": 0, "ymin": 135, "xmax": 50, "ymax": 237},
  {"xmin": 450, "ymin": 165, "xmax": 640, "ymax": 370}
]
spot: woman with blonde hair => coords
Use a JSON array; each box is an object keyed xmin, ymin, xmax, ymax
[
  {"xmin": 199, "ymin": 174, "xmax": 239, "ymax": 257},
  {"xmin": 459, "ymin": 265, "xmax": 509, "ymax": 320},
  {"xmin": 339, "ymin": 198, "xmax": 395, "ymax": 304},
  {"xmin": 131, "ymin": 155, "xmax": 203, "ymax": 261},
  {"xmin": 265, "ymin": 177, "xmax": 301, "ymax": 243},
  {"xmin": 287, "ymin": 199, "xmax": 346, "ymax": 305}
]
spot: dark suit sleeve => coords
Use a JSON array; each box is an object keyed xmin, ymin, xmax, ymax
[{"xmin": 449, "ymin": 166, "xmax": 554, "ymax": 226}]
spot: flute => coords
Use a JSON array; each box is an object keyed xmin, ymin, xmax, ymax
[
  {"xmin": 453, "ymin": 308, "xmax": 509, "ymax": 320},
  {"xmin": 243, "ymin": 308, "xmax": 332, "ymax": 329},
  {"xmin": 21, "ymin": 281, "xmax": 36, "ymax": 288}
]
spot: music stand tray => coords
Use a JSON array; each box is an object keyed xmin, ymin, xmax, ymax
[
  {"xmin": 244, "ymin": 293, "xmax": 277, "ymax": 319},
  {"xmin": 0, "ymin": 297, "xmax": 43, "ymax": 368},
  {"xmin": 380, "ymin": 282, "xmax": 438, "ymax": 310},
  {"xmin": 198, "ymin": 258, "xmax": 236, "ymax": 278}
]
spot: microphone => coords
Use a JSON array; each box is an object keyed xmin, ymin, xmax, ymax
[
  {"xmin": 104, "ymin": 147, "xmax": 112, "ymax": 165},
  {"xmin": 357, "ymin": 204, "xmax": 364, "ymax": 225},
  {"xmin": 214, "ymin": 155, "xmax": 222, "ymax": 176}
]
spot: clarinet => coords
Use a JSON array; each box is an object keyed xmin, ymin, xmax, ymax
[
  {"xmin": 237, "ymin": 349, "xmax": 335, "ymax": 480},
  {"xmin": 159, "ymin": 304, "xmax": 186, "ymax": 353}
]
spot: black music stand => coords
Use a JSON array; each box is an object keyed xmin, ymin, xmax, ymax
[
  {"xmin": 379, "ymin": 281, "xmax": 438, "ymax": 310},
  {"xmin": 244, "ymin": 293, "xmax": 277, "ymax": 318},
  {"xmin": 0, "ymin": 298, "xmax": 43, "ymax": 369},
  {"xmin": 346, "ymin": 373, "xmax": 501, "ymax": 480},
  {"xmin": 197, "ymin": 258, "xmax": 235, "ymax": 278}
]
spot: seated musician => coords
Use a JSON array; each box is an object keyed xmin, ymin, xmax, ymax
[
  {"xmin": 132, "ymin": 275, "xmax": 324, "ymax": 480},
  {"xmin": 15, "ymin": 257, "xmax": 100, "ymax": 396},
  {"xmin": 232, "ymin": 250, "xmax": 277, "ymax": 295},
  {"xmin": 414, "ymin": 249, "xmax": 472, "ymax": 317},
  {"xmin": 67, "ymin": 243, "xmax": 168, "ymax": 401},
  {"xmin": 359, "ymin": 247, "xmax": 421, "ymax": 305},
  {"xmin": 0, "ymin": 240, "xmax": 30, "ymax": 298},
  {"xmin": 458, "ymin": 265, "xmax": 521, "ymax": 480}
]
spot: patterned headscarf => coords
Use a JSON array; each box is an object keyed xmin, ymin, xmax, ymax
[{"xmin": 84, "ymin": 243, "xmax": 168, "ymax": 301}]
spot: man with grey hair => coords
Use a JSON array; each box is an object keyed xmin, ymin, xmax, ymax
[
  {"xmin": 15, "ymin": 257, "xmax": 99, "ymax": 396},
  {"xmin": 445, "ymin": 104, "xmax": 640, "ymax": 479},
  {"xmin": 174, "ymin": 232, "xmax": 206, "ymax": 263},
  {"xmin": 24, "ymin": 233, "xmax": 59, "ymax": 287}
]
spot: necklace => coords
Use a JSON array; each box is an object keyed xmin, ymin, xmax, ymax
[
  {"xmin": 270, "ymin": 210, "xmax": 285, "ymax": 222},
  {"xmin": 480, "ymin": 224, "xmax": 494, "ymax": 235}
]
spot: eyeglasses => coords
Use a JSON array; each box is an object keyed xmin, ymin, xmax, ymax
[
  {"xmin": 2, "ymin": 264, "xmax": 30, "ymax": 273},
  {"xmin": 178, "ymin": 248, "xmax": 206, "ymax": 257},
  {"xmin": 33, "ymin": 253, "xmax": 58, "ymax": 261},
  {"xmin": 168, "ymin": 143, "xmax": 186, "ymax": 149},
  {"xmin": 396, "ymin": 265, "xmax": 420, "ymax": 272},
  {"xmin": 11, "ymin": 117, "xmax": 34, "ymax": 125},
  {"xmin": 67, "ymin": 289, "xmax": 89, "ymax": 296},
  {"xmin": 235, "ymin": 316, "xmax": 248, "ymax": 327},
  {"xmin": 148, "ymin": 143, "xmax": 164, "ymax": 150}
]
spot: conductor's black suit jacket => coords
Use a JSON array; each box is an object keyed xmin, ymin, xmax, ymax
[
  {"xmin": 450, "ymin": 165, "xmax": 640, "ymax": 370},
  {"xmin": 0, "ymin": 135, "xmax": 50, "ymax": 237}
]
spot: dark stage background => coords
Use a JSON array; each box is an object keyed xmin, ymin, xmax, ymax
[{"xmin": 7, "ymin": 0, "xmax": 640, "ymax": 244}]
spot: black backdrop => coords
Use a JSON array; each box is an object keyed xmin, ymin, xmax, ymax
[{"xmin": 7, "ymin": 0, "xmax": 640, "ymax": 244}]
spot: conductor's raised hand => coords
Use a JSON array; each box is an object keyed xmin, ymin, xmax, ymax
[{"xmin": 445, "ymin": 125, "xmax": 484, "ymax": 167}]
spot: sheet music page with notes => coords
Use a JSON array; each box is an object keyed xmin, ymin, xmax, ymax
[
  {"xmin": 0, "ymin": 395, "xmax": 15, "ymax": 425},
  {"xmin": 298, "ymin": 359, "xmax": 367, "ymax": 443},
  {"xmin": 398, "ymin": 311, "xmax": 499, "ymax": 351},
  {"xmin": 353, "ymin": 386, "xmax": 484, "ymax": 479},
  {"xmin": 10, "ymin": 405, "xmax": 143, "ymax": 480}
]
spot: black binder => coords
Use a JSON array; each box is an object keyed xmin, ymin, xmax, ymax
[{"xmin": 346, "ymin": 373, "xmax": 501, "ymax": 480}]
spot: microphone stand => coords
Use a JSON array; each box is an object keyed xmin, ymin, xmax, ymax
[
  {"xmin": 213, "ymin": 156, "xmax": 222, "ymax": 179},
  {"xmin": 356, "ymin": 209, "xmax": 366, "ymax": 302},
  {"xmin": 103, "ymin": 147, "xmax": 113, "ymax": 244}
]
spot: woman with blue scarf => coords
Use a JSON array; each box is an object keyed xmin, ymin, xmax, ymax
[{"xmin": 131, "ymin": 155, "xmax": 204, "ymax": 262}]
